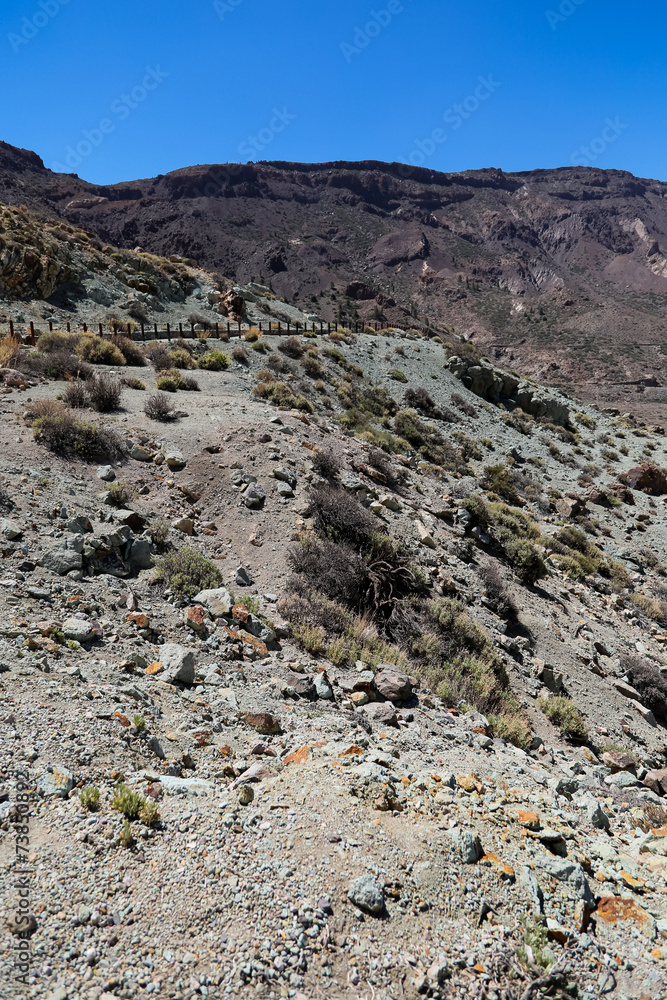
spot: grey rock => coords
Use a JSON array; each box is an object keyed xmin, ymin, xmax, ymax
[
  {"xmin": 62, "ymin": 617, "xmax": 95, "ymax": 643},
  {"xmin": 314, "ymin": 673, "xmax": 334, "ymax": 700},
  {"xmin": 0, "ymin": 518, "xmax": 22, "ymax": 540},
  {"xmin": 235, "ymin": 566, "xmax": 254, "ymax": 587},
  {"xmin": 128, "ymin": 538, "xmax": 153, "ymax": 569},
  {"xmin": 273, "ymin": 466, "xmax": 297, "ymax": 488},
  {"xmin": 348, "ymin": 874, "xmax": 384, "ymax": 914},
  {"xmin": 453, "ymin": 829, "xmax": 483, "ymax": 864},
  {"xmin": 362, "ymin": 701, "xmax": 398, "ymax": 726},
  {"xmin": 161, "ymin": 443, "xmax": 186, "ymax": 469},
  {"xmin": 193, "ymin": 587, "xmax": 234, "ymax": 617},
  {"xmin": 67, "ymin": 514, "xmax": 92, "ymax": 533},
  {"xmin": 243, "ymin": 482, "xmax": 266, "ymax": 508},
  {"xmin": 147, "ymin": 735, "xmax": 165, "ymax": 760},
  {"xmin": 535, "ymin": 856, "xmax": 594, "ymax": 903},
  {"xmin": 586, "ymin": 796, "xmax": 611, "ymax": 830},
  {"xmin": 276, "ymin": 481, "xmax": 294, "ymax": 498},
  {"xmin": 128, "ymin": 443, "xmax": 154, "ymax": 462},
  {"xmin": 39, "ymin": 536, "xmax": 84, "ymax": 575},
  {"xmin": 604, "ymin": 770, "xmax": 640, "ymax": 789},
  {"xmin": 243, "ymin": 613, "xmax": 276, "ymax": 643},
  {"xmin": 159, "ymin": 775, "xmax": 213, "ymax": 796},
  {"xmin": 97, "ymin": 465, "xmax": 116, "ymax": 482},
  {"xmin": 158, "ymin": 643, "xmax": 195, "ymax": 685},
  {"xmin": 374, "ymin": 664, "xmax": 413, "ymax": 703},
  {"xmin": 37, "ymin": 765, "xmax": 75, "ymax": 798}
]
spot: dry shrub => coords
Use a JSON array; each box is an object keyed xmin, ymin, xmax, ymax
[
  {"xmin": 37, "ymin": 331, "xmax": 81, "ymax": 354},
  {"xmin": 63, "ymin": 381, "xmax": 88, "ymax": 408},
  {"xmin": 169, "ymin": 348, "xmax": 198, "ymax": 370},
  {"xmin": 111, "ymin": 335, "xmax": 146, "ymax": 366},
  {"xmin": 88, "ymin": 374, "xmax": 122, "ymax": 412},
  {"xmin": 312, "ymin": 449, "xmax": 341, "ymax": 480},
  {"xmin": 144, "ymin": 392, "xmax": 177, "ymax": 422},
  {"xmin": 33, "ymin": 409, "xmax": 124, "ymax": 461},
  {"xmin": 621, "ymin": 656, "xmax": 667, "ymax": 720},
  {"xmin": 145, "ymin": 343, "xmax": 172, "ymax": 370},
  {"xmin": 301, "ymin": 355, "xmax": 324, "ymax": 379},
  {"xmin": 179, "ymin": 374, "xmax": 199, "ymax": 391},
  {"xmin": 279, "ymin": 336, "xmax": 304, "ymax": 359},
  {"xmin": 307, "ymin": 484, "xmax": 376, "ymax": 550},
  {"xmin": 36, "ymin": 350, "xmax": 92, "ymax": 381},
  {"xmin": 155, "ymin": 548, "xmax": 222, "ymax": 598},
  {"xmin": 478, "ymin": 563, "xmax": 517, "ymax": 619},
  {"xmin": 451, "ymin": 392, "xmax": 477, "ymax": 417},
  {"xmin": 0, "ymin": 335, "xmax": 21, "ymax": 368},
  {"xmin": 232, "ymin": 345, "xmax": 249, "ymax": 364},
  {"xmin": 288, "ymin": 538, "xmax": 368, "ymax": 606},
  {"xmin": 267, "ymin": 352, "xmax": 288, "ymax": 373},
  {"xmin": 366, "ymin": 448, "xmax": 407, "ymax": 490}
]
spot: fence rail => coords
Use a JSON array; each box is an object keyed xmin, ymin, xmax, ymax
[{"xmin": 4, "ymin": 318, "xmax": 420, "ymax": 347}]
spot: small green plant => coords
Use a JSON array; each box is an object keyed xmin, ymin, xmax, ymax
[
  {"xmin": 107, "ymin": 481, "xmax": 133, "ymax": 507},
  {"xmin": 121, "ymin": 376, "xmax": 146, "ymax": 390},
  {"xmin": 238, "ymin": 595, "xmax": 261, "ymax": 614},
  {"xmin": 517, "ymin": 917, "xmax": 553, "ymax": 971},
  {"xmin": 539, "ymin": 696, "xmax": 588, "ymax": 741},
  {"xmin": 148, "ymin": 517, "xmax": 171, "ymax": 547},
  {"xmin": 79, "ymin": 786, "xmax": 100, "ymax": 811},
  {"xmin": 66, "ymin": 640, "xmax": 79, "ymax": 650},
  {"xmin": 388, "ymin": 368, "xmax": 408, "ymax": 383},
  {"xmin": 140, "ymin": 800, "xmax": 160, "ymax": 827},
  {"xmin": 155, "ymin": 547, "xmax": 223, "ymax": 598},
  {"xmin": 169, "ymin": 348, "xmax": 198, "ymax": 370},
  {"xmin": 112, "ymin": 783, "xmax": 145, "ymax": 820},
  {"xmin": 156, "ymin": 375, "xmax": 178, "ymax": 392},
  {"xmin": 133, "ymin": 714, "xmax": 146, "ymax": 731},
  {"xmin": 119, "ymin": 819, "xmax": 134, "ymax": 848}
]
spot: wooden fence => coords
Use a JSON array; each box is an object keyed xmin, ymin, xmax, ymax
[{"xmin": 5, "ymin": 318, "xmax": 411, "ymax": 347}]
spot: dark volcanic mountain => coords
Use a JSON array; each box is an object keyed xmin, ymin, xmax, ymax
[{"xmin": 3, "ymin": 139, "xmax": 667, "ymax": 409}]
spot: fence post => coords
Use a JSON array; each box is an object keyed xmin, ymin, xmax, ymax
[
  {"xmin": 49, "ymin": 320, "xmax": 53, "ymax": 332},
  {"xmin": 227, "ymin": 321, "xmax": 230, "ymax": 335},
  {"xmin": 167, "ymin": 323, "xmax": 171, "ymax": 341},
  {"xmin": 99, "ymin": 323, "xmax": 103, "ymax": 336},
  {"xmin": 191, "ymin": 322, "xmax": 195, "ymax": 337},
  {"xmin": 258, "ymin": 322, "xmax": 262, "ymax": 333},
  {"xmin": 113, "ymin": 324, "xmax": 117, "ymax": 335},
  {"xmin": 67, "ymin": 322, "xmax": 71, "ymax": 333},
  {"xmin": 154, "ymin": 323, "xmax": 158, "ymax": 337},
  {"xmin": 9, "ymin": 320, "xmax": 14, "ymax": 337},
  {"xmin": 238, "ymin": 322, "xmax": 241, "ymax": 336},
  {"xmin": 140, "ymin": 323, "xmax": 145, "ymax": 340},
  {"xmin": 83, "ymin": 323, "xmax": 87, "ymax": 333},
  {"xmin": 215, "ymin": 322, "xmax": 219, "ymax": 336},
  {"xmin": 29, "ymin": 321, "xmax": 35, "ymax": 345}
]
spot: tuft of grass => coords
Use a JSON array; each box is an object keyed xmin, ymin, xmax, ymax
[
  {"xmin": 112, "ymin": 783, "xmax": 145, "ymax": 820},
  {"xmin": 119, "ymin": 819, "xmax": 134, "ymax": 848},
  {"xmin": 148, "ymin": 518, "xmax": 171, "ymax": 547},
  {"xmin": 169, "ymin": 348, "xmax": 198, "ymax": 370},
  {"xmin": 539, "ymin": 696, "xmax": 587, "ymax": 741},
  {"xmin": 106, "ymin": 482, "xmax": 133, "ymax": 508},
  {"xmin": 133, "ymin": 714, "xmax": 146, "ymax": 731}
]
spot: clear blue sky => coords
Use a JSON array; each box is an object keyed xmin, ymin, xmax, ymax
[{"xmin": 0, "ymin": 0, "xmax": 664, "ymax": 185}]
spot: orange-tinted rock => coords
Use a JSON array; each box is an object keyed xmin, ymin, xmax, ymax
[
  {"xmin": 596, "ymin": 897, "xmax": 656, "ymax": 939},
  {"xmin": 185, "ymin": 605, "xmax": 207, "ymax": 632},
  {"xmin": 127, "ymin": 612, "xmax": 150, "ymax": 629},
  {"xmin": 244, "ymin": 712, "xmax": 281, "ymax": 734},
  {"xmin": 516, "ymin": 809, "xmax": 541, "ymax": 830},
  {"xmin": 146, "ymin": 662, "xmax": 163, "ymax": 675},
  {"xmin": 618, "ymin": 463, "xmax": 667, "ymax": 495},
  {"xmin": 284, "ymin": 745, "xmax": 311, "ymax": 765}
]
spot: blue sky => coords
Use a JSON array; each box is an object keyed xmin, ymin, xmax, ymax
[{"xmin": 0, "ymin": 0, "xmax": 664, "ymax": 184}]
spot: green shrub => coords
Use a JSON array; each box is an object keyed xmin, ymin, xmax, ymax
[
  {"xmin": 155, "ymin": 547, "xmax": 222, "ymax": 598},
  {"xmin": 169, "ymin": 348, "xmax": 198, "ymax": 369},
  {"xmin": 148, "ymin": 518, "xmax": 171, "ymax": 547},
  {"xmin": 388, "ymin": 368, "xmax": 408, "ymax": 383},
  {"xmin": 121, "ymin": 376, "xmax": 146, "ymax": 390},
  {"xmin": 133, "ymin": 714, "xmax": 146, "ymax": 731},
  {"xmin": 77, "ymin": 336, "xmax": 126, "ymax": 367},
  {"xmin": 394, "ymin": 410, "xmax": 461, "ymax": 469},
  {"xmin": 107, "ymin": 481, "xmax": 133, "ymax": 507},
  {"xmin": 156, "ymin": 375, "xmax": 178, "ymax": 392},
  {"xmin": 199, "ymin": 350, "xmax": 229, "ymax": 371},
  {"xmin": 79, "ymin": 786, "xmax": 100, "ymax": 811},
  {"xmin": 119, "ymin": 819, "xmax": 133, "ymax": 848},
  {"xmin": 252, "ymin": 378, "xmax": 313, "ymax": 413},
  {"xmin": 37, "ymin": 331, "xmax": 81, "ymax": 354},
  {"xmin": 539, "ymin": 696, "xmax": 587, "ymax": 741},
  {"xmin": 481, "ymin": 464, "xmax": 521, "ymax": 505},
  {"xmin": 111, "ymin": 335, "xmax": 146, "ymax": 366},
  {"xmin": 140, "ymin": 800, "xmax": 160, "ymax": 827}
]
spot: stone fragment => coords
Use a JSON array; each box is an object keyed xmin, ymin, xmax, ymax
[
  {"xmin": 601, "ymin": 751, "xmax": 637, "ymax": 773},
  {"xmin": 162, "ymin": 444, "xmax": 186, "ymax": 469},
  {"xmin": 644, "ymin": 768, "xmax": 667, "ymax": 796},
  {"xmin": 185, "ymin": 606, "xmax": 207, "ymax": 632},
  {"xmin": 453, "ymin": 829, "xmax": 483, "ymax": 864},
  {"xmin": 348, "ymin": 874, "xmax": 384, "ymax": 914},
  {"xmin": 244, "ymin": 712, "xmax": 281, "ymax": 734},
  {"xmin": 618, "ymin": 463, "xmax": 667, "ymax": 495},
  {"xmin": 286, "ymin": 673, "xmax": 315, "ymax": 699},
  {"xmin": 157, "ymin": 643, "xmax": 195, "ymax": 685},
  {"xmin": 516, "ymin": 810, "xmax": 541, "ymax": 830},
  {"xmin": 0, "ymin": 518, "xmax": 21, "ymax": 540},
  {"xmin": 97, "ymin": 465, "xmax": 116, "ymax": 482},
  {"xmin": 235, "ymin": 566, "xmax": 254, "ymax": 587},
  {"xmin": 173, "ymin": 517, "xmax": 194, "ymax": 535},
  {"xmin": 362, "ymin": 702, "xmax": 398, "ymax": 726},
  {"xmin": 37, "ymin": 765, "xmax": 75, "ymax": 798},
  {"xmin": 535, "ymin": 856, "xmax": 594, "ymax": 903},
  {"xmin": 273, "ymin": 466, "xmax": 297, "ymax": 488},
  {"xmin": 596, "ymin": 896, "xmax": 656, "ymax": 940},
  {"xmin": 62, "ymin": 617, "xmax": 96, "ymax": 643},
  {"xmin": 238, "ymin": 785, "xmax": 254, "ymax": 805},
  {"xmin": 632, "ymin": 701, "xmax": 657, "ymax": 726},
  {"xmin": 314, "ymin": 672, "xmax": 334, "ymax": 700},
  {"xmin": 39, "ymin": 536, "xmax": 83, "ymax": 576},
  {"xmin": 128, "ymin": 443, "xmax": 154, "ymax": 462},
  {"xmin": 415, "ymin": 520, "xmax": 436, "ymax": 548},
  {"xmin": 374, "ymin": 664, "xmax": 413, "ymax": 703}
]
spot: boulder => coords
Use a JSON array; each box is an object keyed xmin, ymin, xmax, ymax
[
  {"xmin": 618, "ymin": 463, "xmax": 667, "ymax": 495},
  {"xmin": 235, "ymin": 566, "xmax": 254, "ymax": 587},
  {"xmin": 157, "ymin": 643, "xmax": 195, "ymax": 685},
  {"xmin": 362, "ymin": 702, "xmax": 398, "ymax": 726},
  {"xmin": 243, "ymin": 483, "xmax": 266, "ymax": 509},
  {"xmin": 374, "ymin": 665, "xmax": 413, "ymax": 703},
  {"xmin": 286, "ymin": 672, "xmax": 316, "ymax": 700},
  {"xmin": 601, "ymin": 751, "xmax": 637, "ymax": 774},
  {"xmin": 453, "ymin": 829, "xmax": 483, "ymax": 864},
  {"xmin": 535, "ymin": 856, "xmax": 594, "ymax": 903},
  {"xmin": 0, "ymin": 518, "xmax": 22, "ymax": 540},
  {"xmin": 128, "ymin": 538, "xmax": 153, "ymax": 569},
  {"xmin": 161, "ymin": 444, "xmax": 186, "ymax": 470},
  {"xmin": 112, "ymin": 509, "xmax": 146, "ymax": 533},
  {"xmin": 97, "ymin": 465, "xmax": 116, "ymax": 482},
  {"xmin": 173, "ymin": 517, "xmax": 194, "ymax": 535},
  {"xmin": 348, "ymin": 874, "xmax": 384, "ymax": 914},
  {"xmin": 39, "ymin": 536, "xmax": 84, "ymax": 576},
  {"xmin": 36, "ymin": 765, "xmax": 75, "ymax": 798},
  {"xmin": 643, "ymin": 768, "xmax": 667, "ymax": 797},
  {"xmin": 193, "ymin": 587, "xmax": 234, "ymax": 617},
  {"xmin": 62, "ymin": 617, "xmax": 96, "ymax": 643}
]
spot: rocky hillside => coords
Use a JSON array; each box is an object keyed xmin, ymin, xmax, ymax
[
  {"xmin": 3, "ymin": 142, "xmax": 667, "ymax": 416},
  {"xmin": 1, "ymin": 322, "xmax": 667, "ymax": 998}
]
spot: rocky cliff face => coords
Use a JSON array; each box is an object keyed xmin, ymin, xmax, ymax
[{"xmin": 3, "ymin": 143, "xmax": 667, "ymax": 412}]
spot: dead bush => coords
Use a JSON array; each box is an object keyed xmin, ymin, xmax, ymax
[
  {"xmin": 451, "ymin": 392, "xmax": 477, "ymax": 417},
  {"xmin": 477, "ymin": 563, "xmax": 517, "ymax": 619},
  {"xmin": 144, "ymin": 343, "xmax": 172, "ymax": 370},
  {"xmin": 63, "ymin": 381, "xmax": 88, "ymax": 408},
  {"xmin": 288, "ymin": 538, "xmax": 368, "ymax": 606},
  {"xmin": 307, "ymin": 484, "xmax": 377, "ymax": 550},
  {"xmin": 365, "ymin": 448, "xmax": 408, "ymax": 490},
  {"xmin": 267, "ymin": 352, "xmax": 289, "ymax": 373},
  {"xmin": 301, "ymin": 355, "xmax": 324, "ymax": 379},
  {"xmin": 33, "ymin": 410, "xmax": 124, "ymax": 461},
  {"xmin": 312, "ymin": 449, "xmax": 342, "ymax": 480},
  {"xmin": 231, "ymin": 345, "xmax": 249, "ymax": 364},
  {"xmin": 279, "ymin": 336, "xmax": 304, "ymax": 359},
  {"xmin": 144, "ymin": 392, "xmax": 177, "ymax": 422},
  {"xmin": 35, "ymin": 350, "xmax": 92, "ymax": 381},
  {"xmin": 87, "ymin": 374, "xmax": 122, "ymax": 412},
  {"xmin": 621, "ymin": 656, "xmax": 667, "ymax": 720}
]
